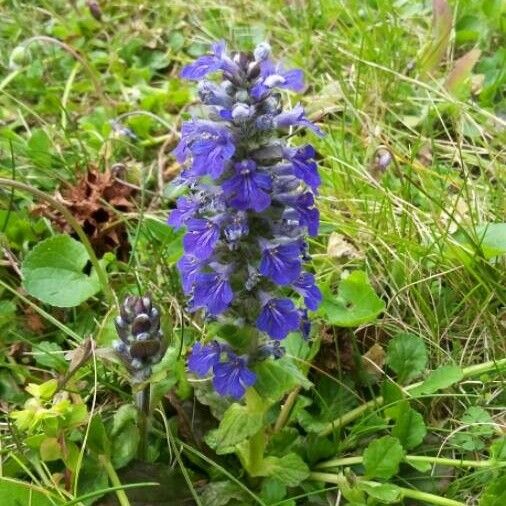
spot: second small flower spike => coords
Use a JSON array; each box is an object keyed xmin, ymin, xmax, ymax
[
  {"xmin": 170, "ymin": 41, "xmax": 324, "ymax": 399},
  {"xmin": 113, "ymin": 295, "xmax": 165, "ymax": 382}
]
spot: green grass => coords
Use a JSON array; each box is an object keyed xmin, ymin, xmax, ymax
[{"xmin": 0, "ymin": 0, "xmax": 505, "ymax": 505}]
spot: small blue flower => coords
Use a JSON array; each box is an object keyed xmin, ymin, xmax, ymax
[
  {"xmin": 251, "ymin": 60, "xmax": 304, "ymax": 100},
  {"xmin": 167, "ymin": 196, "xmax": 199, "ymax": 228},
  {"xmin": 198, "ymin": 80, "xmax": 234, "ymax": 107},
  {"xmin": 188, "ymin": 341, "xmax": 222, "ymax": 376},
  {"xmin": 180, "ymin": 40, "xmax": 239, "ymax": 80},
  {"xmin": 173, "ymin": 121, "xmax": 236, "ymax": 180},
  {"xmin": 222, "ymin": 160, "xmax": 272, "ymax": 212},
  {"xmin": 254, "ymin": 42, "xmax": 271, "ymax": 62},
  {"xmin": 283, "ymin": 145, "xmax": 321, "ymax": 193},
  {"xmin": 213, "ymin": 353, "xmax": 256, "ymax": 399},
  {"xmin": 183, "ymin": 218, "xmax": 221, "ymax": 259},
  {"xmin": 177, "ymin": 255, "xmax": 203, "ymax": 294},
  {"xmin": 256, "ymin": 297, "xmax": 301, "ymax": 340},
  {"xmin": 292, "ymin": 272, "xmax": 322, "ymax": 311},
  {"xmin": 259, "ymin": 241, "xmax": 302, "ymax": 285},
  {"xmin": 275, "ymin": 104, "xmax": 323, "ymax": 136},
  {"xmin": 223, "ymin": 212, "xmax": 249, "ymax": 245},
  {"xmin": 280, "ymin": 192, "xmax": 320, "ymax": 236},
  {"xmin": 192, "ymin": 270, "xmax": 233, "ymax": 315}
]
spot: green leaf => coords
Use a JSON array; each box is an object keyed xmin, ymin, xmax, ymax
[
  {"xmin": 358, "ymin": 482, "xmax": 402, "ymax": 503},
  {"xmin": 262, "ymin": 453, "xmax": 310, "ymax": 487},
  {"xmin": 454, "ymin": 223, "xmax": 506, "ymax": 260},
  {"xmin": 87, "ymin": 415, "xmax": 111, "ymax": 457},
  {"xmin": 0, "ymin": 478, "xmax": 61, "ymax": 506},
  {"xmin": 382, "ymin": 379, "xmax": 405, "ymax": 419},
  {"xmin": 453, "ymin": 406, "xmax": 494, "ymax": 451},
  {"xmin": 111, "ymin": 404, "xmax": 138, "ymax": 436},
  {"xmin": 32, "ymin": 341, "xmax": 67, "ymax": 372},
  {"xmin": 260, "ymin": 478, "xmax": 287, "ymax": 504},
  {"xmin": 386, "ymin": 333, "xmax": 427, "ymax": 384},
  {"xmin": 320, "ymin": 271, "xmax": 385, "ymax": 327},
  {"xmin": 480, "ymin": 474, "xmax": 506, "ymax": 506},
  {"xmin": 200, "ymin": 481, "xmax": 250, "ymax": 506},
  {"xmin": 40, "ymin": 437, "xmax": 62, "ymax": 462},
  {"xmin": 407, "ymin": 459, "xmax": 432, "ymax": 473},
  {"xmin": 22, "ymin": 235, "xmax": 101, "ymax": 307},
  {"xmin": 410, "ymin": 365, "xmax": 464, "ymax": 396},
  {"xmin": 363, "ymin": 436, "xmax": 405, "ymax": 480},
  {"xmin": 206, "ymin": 399, "xmax": 264, "ymax": 450},
  {"xmin": 112, "ymin": 422, "xmax": 139, "ymax": 469},
  {"xmin": 392, "ymin": 407, "xmax": 427, "ymax": 450},
  {"xmin": 254, "ymin": 357, "xmax": 311, "ymax": 403},
  {"xmin": 490, "ymin": 437, "xmax": 506, "ymax": 460}
]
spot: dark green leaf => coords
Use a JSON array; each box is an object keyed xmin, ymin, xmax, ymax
[
  {"xmin": 87, "ymin": 415, "xmax": 110, "ymax": 457},
  {"xmin": 200, "ymin": 480, "xmax": 250, "ymax": 506},
  {"xmin": 452, "ymin": 406, "xmax": 494, "ymax": 451},
  {"xmin": 410, "ymin": 365, "xmax": 464, "ymax": 396},
  {"xmin": 32, "ymin": 341, "xmax": 67, "ymax": 372},
  {"xmin": 112, "ymin": 422, "xmax": 139, "ymax": 469},
  {"xmin": 382, "ymin": 379, "xmax": 405, "ymax": 419},
  {"xmin": 260, "ymin": 478, "xmax": 287, "ymax": 504},
  {"xmin": 254, "ymin": 357, "xmax": 311, "ymax": 403},
  {"xmin": 206, "ymin": 399, "xmax": 264, "ymax": 450},
  {"xmin": 111, "ymin": 404, "xmax": 138, "ymax": 436},
  {"xmin": 392, "ymin": 407, "xmax": 427, "ymax": 449},
  {"xmin": 386, "ymin": 333, "xmax": 427, "ymax": 384},
  {"xmin": 363, "ymin": 436, "xmax": 405, "ymax": 480},
  {"xmin": 262, "ymin": 453, "xmax": 310, "ymax": 487}
]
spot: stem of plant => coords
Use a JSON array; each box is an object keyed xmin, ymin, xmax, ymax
[
  {"xmin": 317, "ymin": 454, "xmax": 506, "ymax": 470},
  {"xmin": 99, "ymin": 455, "xmax": 131, "ymax": 506},
  {"xmin": 0, "ymin": 178, "xmax": 115, "ymax": 306},
  {"xmin": 136, "ymin": 384, "xmax": 151, "ymax": 462},
  {"xmin": 247, "ymin": 430, "xmax": 266, "ymax": 476},
  {"xmin": 309, "ymin": 473, "xmax": 465, "ymax": 506},
  {"xmin": 273, "ymin": 386, "xmax": 301, "ymax": 433},
  {"xmin": 318, "ymin": 357, "xmax": 506, "ymax": 436}
]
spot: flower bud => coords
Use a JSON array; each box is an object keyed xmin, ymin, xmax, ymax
[
  {"xmin": 113, "ymin": 294, "xmax": 165, "ymax": 381},
  {"xmin": 254, "ymin": 42, "xmax": 271, "ymax": 62}
]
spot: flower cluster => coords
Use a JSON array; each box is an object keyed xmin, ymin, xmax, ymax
[
  {"xmin": 169, "ymin": 41, "xmax": 323, "ymax": 399},
  {"xmin": 113, "ymin": 295, "xmax": 165, "ymax": 382}
]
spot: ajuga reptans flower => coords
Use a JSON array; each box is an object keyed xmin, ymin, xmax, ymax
[{"xmin": 169, "ymin": 41, "xmax": 323, "ymax": 399}]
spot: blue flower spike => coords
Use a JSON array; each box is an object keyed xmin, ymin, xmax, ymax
[{"xmin": 169, "ymin": 41, "xmax": 324, "ymax": 399}]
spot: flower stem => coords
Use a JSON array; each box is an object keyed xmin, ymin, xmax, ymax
[
  {"xmin": 136, "ymin": 384, "xmax": 151, "ymax": 461},
  {"xmin": 318, "ymin": 357, "xmax": 506, "ymax": 436},
  {"xmin": 99, "ymin": 455, "xmax": 131, "ymax": 506},
  {"xmin": 317, "ymin": 454, "xmax": 506, "ymax": 470},
  {"xmin": 0, "ymin": 178, "xmax": 115, "ymax": 306},
  {"xmin": 309, "ymin": 473, "xmax": 465, "ymax": 506},
  {"xmin": 273, "ymin": 386, "xmax": 301, "ymax": 433},
  {"xmin": 247, "ymin": 430, "xmax": 266, "ymax": 476}
]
